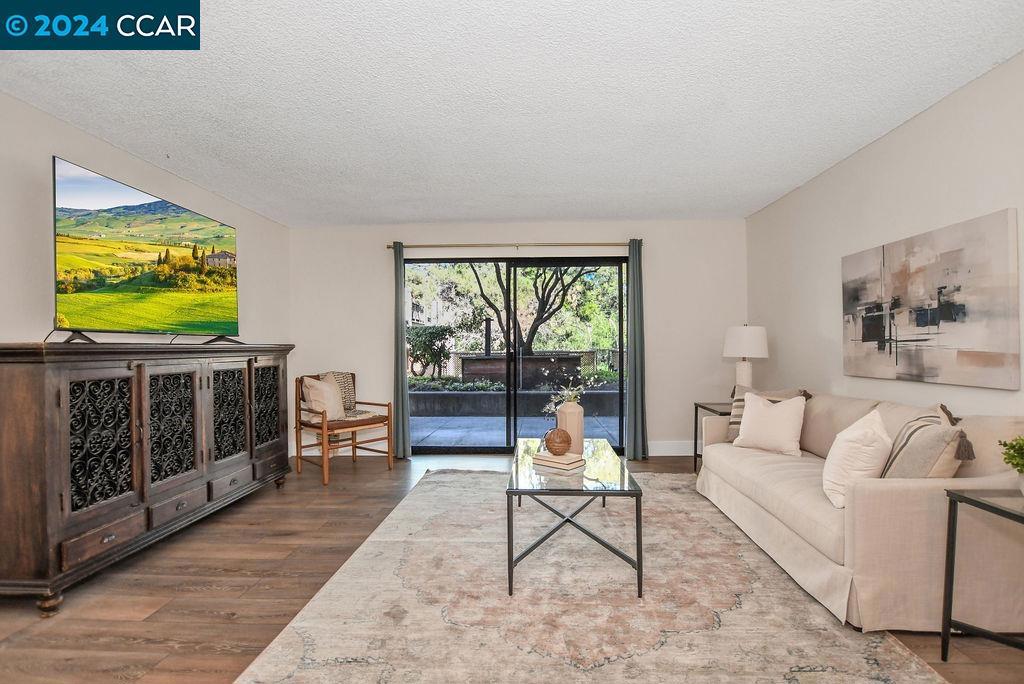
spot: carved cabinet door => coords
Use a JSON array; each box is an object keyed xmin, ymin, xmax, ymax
[
  {"xmin": 206, "ymin": 360, "xmax": 252, "ymax": 473},
  {"xmin": 59, "ymin": 365, "xmax": 145, "ymax": 530},
  {"xmin": 250, "ymin": 356, "xmax": 288, "ymax": 462},
  {"xmin": 141, "ymin": 361, "xmax": 206, "ymax": 497}
]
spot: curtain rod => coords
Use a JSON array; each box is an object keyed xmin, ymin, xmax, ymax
[{"xmin": 386, "ymin": 241, "xmax": 629, "ymax": 250}]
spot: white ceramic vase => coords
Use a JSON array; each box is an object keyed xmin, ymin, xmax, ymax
[
  {"xmin": 1019, "ymin": 472, "xmax": 1024, "ymax": 497},
  {"xmin": 556, "ymin": 401, "xmax": 584, "ymax": 455}
]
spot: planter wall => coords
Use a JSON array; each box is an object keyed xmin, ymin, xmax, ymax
[
  {"xmin": 460, "ymin": 354, "xmax": 581, "ymax": 386},
  {"xmin": 410, "ymin": 389, "xmax": 619, "ymax": 417}
]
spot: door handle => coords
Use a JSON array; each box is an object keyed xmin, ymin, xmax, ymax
[
  {"xmin": 101, "ymin": 533, "xmax": 117, "ymax": 544},
  {"xmin": 229, "ymin": 478, "xmax": 239, "ymax": 486},
  {"xmin": 175, "ymin": 501, "xmax": 188, "ymax": 511}
]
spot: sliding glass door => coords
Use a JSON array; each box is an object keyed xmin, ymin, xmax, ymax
[
  {"xmin": 405, "ymin": 257, "xmax": 625, "ymax": 453},
  {"xmin": 509, "ymin": 259, "xmax": 625, "ymax": 449},
  {"xmin": 404, "ymin": 260, "xmax": 512, "ymax": 451}
]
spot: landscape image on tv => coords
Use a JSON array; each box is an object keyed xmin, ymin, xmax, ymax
[{"xmin": 54, "ymin": 158, "xmax": 239, "ymax": 335}]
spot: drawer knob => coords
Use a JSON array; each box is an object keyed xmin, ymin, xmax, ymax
[
  {"xmin": 229, "ymin": 478, "xmax": 239, "ymax": 486},
  {"xmin": 175, "ymin": 501, "xmax": 188, "ymax": 511},
  {"xmin": 101, "ymin": 533, "xmax": 117, "ymax": 544}
]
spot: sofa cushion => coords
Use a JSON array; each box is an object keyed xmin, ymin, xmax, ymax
[
  {"xmin": 882, "ymin": 415, "xmax": 965, "ymax": 479},
  {"xmin": 873, "ymin": 401, "xmax": 950, "ymax": 440},
  {"xmin": 956, "ymin": 415, "xmax": 1024, "ymax": 478},
  {"xmin": 821, "ymin": 410, "xmax": 892, "ymax": 508},
  {"xmin": 800, "ymin": 394, "xmax": 880, "ymax": 458},
  {"xmin": 726, "ymin": 385, "xmax": 808, "ymax": 441},
  {"xmin": 733, "ymin": 393, "xmax": 806, "ymax": 456},
  {"xmin": 701, "ymin": 443, "xmax": 846, "ymax": 563}
]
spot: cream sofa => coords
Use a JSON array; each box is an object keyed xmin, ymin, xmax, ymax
[{"xmin": 695, "ymin": 393, "xmax": 1024, "ymax": 632}]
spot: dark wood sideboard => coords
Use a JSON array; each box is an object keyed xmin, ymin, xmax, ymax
[{"xmin": 0, "ymin": 343, "xmax": 294, "ymax": 614}]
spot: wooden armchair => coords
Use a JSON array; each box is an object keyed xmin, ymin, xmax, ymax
[{"xmin": 294, "ymin": 372, "xmax": 394, "ymax": 485}]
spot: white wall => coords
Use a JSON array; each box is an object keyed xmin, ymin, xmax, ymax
[
  {"xmin": 0, "ymin": 92, "xmax": 292, "ymax": 343},
  {"xmin": 746, "ymin": 51, "xmax": 1024, "ymax": 416},
  {"xmin": 289, "ymin": 220, "xmax": 747, "ymax": 454},
  {"xmin": 0, "ymin": 90, "xmax": 745, "ymax": 455}
]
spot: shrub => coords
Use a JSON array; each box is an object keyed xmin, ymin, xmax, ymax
[
  {"xmin": 56, "ymin": 269, "xmax": 117, "ymax": 293},
  {"xmin": 407, "ymin": 325, "xmax": 454, "ymax": 378},
  {"xmin": 173, "ymin": 272, "xmax": 200, "ymax": 290},
  {"xmin": 1000, "ymin": 436, "xmax": 1024, "ymax": 473},
  {"xmin": 154, "ymin": 264, "xmax": 174, "ymax": 282},
  {"xmin": 151, "ymin": 261, "xmax": 236, "ymax": 291},
  {"xmin": 583, "ymin": 367, "xmax": 619, "ymax": 386},
  {"xmin": 407, "ymin": 376, "xmax": 505, "ymax": 392}
]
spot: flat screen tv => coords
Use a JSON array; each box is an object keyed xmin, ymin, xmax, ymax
[{"xmin": 53, "ymin": 157, "xmax": 239, "ymax": 336}]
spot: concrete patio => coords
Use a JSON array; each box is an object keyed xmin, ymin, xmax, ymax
[{"xmin": 410, "ymin": 415, "xmax": 621, "ymax": 448}]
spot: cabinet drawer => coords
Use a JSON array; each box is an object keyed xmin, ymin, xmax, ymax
[
  {"xmin": 150, "ymin": 486, "xmax": 207, "ymax": 529},
  {"xmin": 61, "ymin": 511, "xmax": 147, "ymax": 571},
  {"xmin": 209, "ymin": 466, "xmax": 253, "ymax": 501},
  {"xmin": 253, "ymin": 453, "xmax": 288, "ymax": 480}
]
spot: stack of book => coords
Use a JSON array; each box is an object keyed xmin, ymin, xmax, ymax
[{"xmin": 533, "ymin": 450, "xmax": 585, "ymax": 472}]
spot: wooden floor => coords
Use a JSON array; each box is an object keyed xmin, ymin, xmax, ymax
[{"xmin": 0, "ymin": 455, "xmax": 1020, "ymax": 683}]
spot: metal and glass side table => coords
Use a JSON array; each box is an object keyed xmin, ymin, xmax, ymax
[
  {"xmin": 941, "ymin": 488, "xmax": 1024, "ymax": 661},
  {"xmin": 693, "ymin": 401, "xmax": 732, "ymax": 472}
]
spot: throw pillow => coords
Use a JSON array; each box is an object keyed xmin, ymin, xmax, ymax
[
  {"xmin": 881, "ymin": 415, "xmax": 973, "ymax": 479},
  {"xmin": 726, "ymin": 385, "xmax": 810, "ymax": 441},
  {"xmin": 302, "ymin": 377, "xmax": 346, "ymax": 421},
  {"xmin": 821, "ymin": 410, "xmax": 892, "ymax": 509},
  {"xmin": 733, "ymin": 393, "xmax": 807, "ymax": 457},
  {"xmin": 321, "ymin": 371, "xmax": 357, "ymax": 412},
  {"xmin": 874, "ymin": 401, "xmax": 955, "ymax": 441}
]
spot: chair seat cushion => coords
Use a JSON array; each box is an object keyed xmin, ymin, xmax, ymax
[
  {"xmin": 303, "ymin": 409, "xmax": 387, "ymax": 430},
  {"xmin": 702, "ymin": 443, "xmax": 845, "ymax": 563}
]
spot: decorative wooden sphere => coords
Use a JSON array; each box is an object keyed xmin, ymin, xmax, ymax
[{"xmin": 544, "ymin": 428, "xmax": 572, "ymax": 456}]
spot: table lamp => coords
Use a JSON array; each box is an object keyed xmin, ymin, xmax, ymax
[{"xmin": 723, "ymin": 325, "xmax": 768, "ymax": 387}]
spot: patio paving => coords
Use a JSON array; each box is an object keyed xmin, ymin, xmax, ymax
[{"xmin": 410, "ymin": 415, "xmax": 620, "ymax": 448}]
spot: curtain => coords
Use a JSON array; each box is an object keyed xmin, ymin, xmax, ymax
[
  {"xmin": 625, "ymin": 238, "xmax": 648, "ymax": 460},
  {"xmin": 393, "ymin": 243, "xmax": 412, "ymax": 458}
]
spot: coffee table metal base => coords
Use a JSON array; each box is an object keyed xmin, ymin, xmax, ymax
[{"xmin": 506, "ymin": 491, "xmax": 643, "ymax": 597}]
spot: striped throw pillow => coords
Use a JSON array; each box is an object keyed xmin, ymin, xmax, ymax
[
  {"xmin": 881, "ymin": 414, "xmax": 975, "ymax": 478},
  {"xmin": 727, "ymin": 386, "xmax": 811, "ymax": 442},
  {"xmin": 321, "ymin": 371, "xmax": 356, "ymax": 412}
]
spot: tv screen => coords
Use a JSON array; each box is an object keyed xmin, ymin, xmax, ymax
[{"xmin": 53, "ymin": 157, "xmax": 239, "ymax": 336}]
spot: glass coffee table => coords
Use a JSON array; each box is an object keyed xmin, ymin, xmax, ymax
[{"xmin": 506, "ymin": 437, "xmax": 643, "ymax": 597}]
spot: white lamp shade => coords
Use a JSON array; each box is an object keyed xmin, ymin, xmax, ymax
[{"xmin": 723, "ymin": 325, "xmax": 768, "ymax": 359}]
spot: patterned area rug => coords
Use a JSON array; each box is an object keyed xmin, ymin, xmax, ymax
[{"xmin": 239, "ymin": 471, "xmax": 942, "ymax": 683}]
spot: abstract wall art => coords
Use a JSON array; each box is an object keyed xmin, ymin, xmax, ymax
[{"xmin": 842, "ymin": 209, "xmax": 1020, "ymax": 390}]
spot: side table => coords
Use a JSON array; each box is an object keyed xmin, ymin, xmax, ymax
[
  {"xmin": 693, "ymin": 401, "xmax": 732, "ymax": 472},
  {"xmin": 941, "ymin": 488, "xmax": 1024, "ymax": 661}
]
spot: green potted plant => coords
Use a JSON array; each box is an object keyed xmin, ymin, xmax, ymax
[{"xmin": 999, "ymin": 436, "xmax": 1024, "ymax": 495}]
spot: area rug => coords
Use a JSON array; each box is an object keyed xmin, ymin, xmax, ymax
[{"xmin": 238, "ymin": 471, "xmax": 941, "ymax": 683}]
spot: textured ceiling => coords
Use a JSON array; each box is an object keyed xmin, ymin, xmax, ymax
[{"xmin": 2, "ymin": 2, "xmax": 1024, "ymax": 228}]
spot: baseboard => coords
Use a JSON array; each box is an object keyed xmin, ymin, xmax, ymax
[
  {"xmin": 647, "ymin": 440, "xmax": 697, "ymax": 457},
  {"xmin": 292, "ymin": 440, "xmax": 698, "ymax": 457}
]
